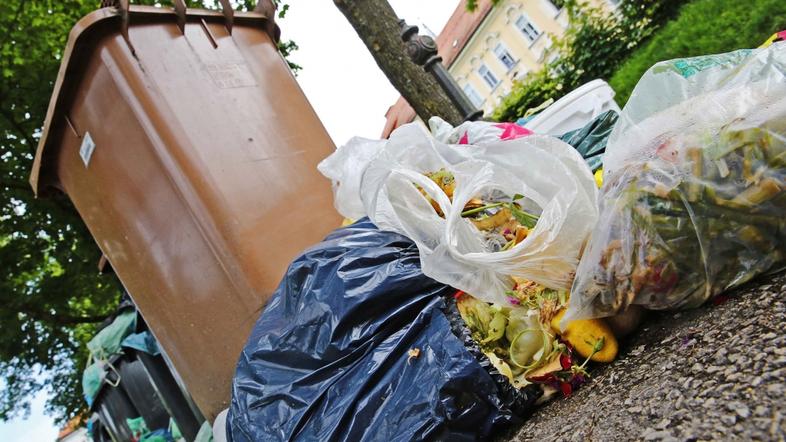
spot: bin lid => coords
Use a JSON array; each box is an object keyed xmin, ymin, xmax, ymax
[
  {"xmin": 524, "ymin": 79, "xmax": 621, "ymax": 135},
  {"xmin": 29, "ymin": 5, "xmax": 277, "ymax": 195}
]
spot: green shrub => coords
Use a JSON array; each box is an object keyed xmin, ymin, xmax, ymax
[
  {"xmin": 493, "ymin": 0, "xmax": 686, "ymax": 122},
  {"xmin": 610, "ymin": 0, "xmax": 786, "ymax": 105},
  {"xmin": 491, "ymin": 68, "xmax": 561, "ymax": 122}
]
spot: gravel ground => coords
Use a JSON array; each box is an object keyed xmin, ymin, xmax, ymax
[{"xmin": 504, "ymin": 272, "xmax": 786, "ymax": 442}]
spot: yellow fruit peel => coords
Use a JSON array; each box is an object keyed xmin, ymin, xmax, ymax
[{"xmin": 550, "ymin": 309, "xmax": 618, "ymax": 363}]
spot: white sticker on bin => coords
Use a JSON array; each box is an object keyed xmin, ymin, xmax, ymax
[{"xmin": 80, "ymin": 132, "xmax": 96, "ymax": 167}]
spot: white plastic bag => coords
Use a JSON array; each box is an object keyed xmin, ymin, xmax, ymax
[
  {"xmin": 566, "ymin": 43, "xmax": 786, "ymax": 323},
  {"xmin": 429, "ymin": 116, "xmax": 533, "ymax": 145},
  {"xmin": 317, "ymin": 136, "xmax": 387, "ymax": 220},
  {"xmin": 319, "ymin": 119, "xmax": 534, "ymax": 221},
  {"xmin": 361, "ymin": 123, "xmax": 598, "ymax": 305}
]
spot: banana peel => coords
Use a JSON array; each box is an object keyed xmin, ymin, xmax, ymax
[
  {"xmin": 470, "ymin": 207, "xmax": 512, "ymax": 231},
  {"xmin": 550, "ymin": 309, "xmax": 618, "ymax": 363}
]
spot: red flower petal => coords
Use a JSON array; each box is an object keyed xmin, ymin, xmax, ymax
[{"xmin": 560, "ymin": 382, "xmax": 573, "ymax": 396}]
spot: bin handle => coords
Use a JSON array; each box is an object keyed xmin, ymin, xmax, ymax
[
  {"xmin": 172, "ymin": 0, "xmax": 187, "ymax": 33},
  {"xmin": 219, "ymin": 0, "xmax": 234, "ymax": 34},
  {"xmin": 254, "ymin": 0, "xmax": 279, "ymax": 40},
  {"xmin": 101, "ymin": 0, "xmax": 274, "ymax": 43},
  {"xmin": 101, "ymin": 0, "xmax": 133, "ymax": 53},
  {"xmin": 101, "ymin": 0, "xmax": 185, "ymax": 35}
]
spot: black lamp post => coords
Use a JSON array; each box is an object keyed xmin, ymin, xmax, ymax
[{"xmin": 400, "ymin": 20, "xmax": 484, "ymax": 122}]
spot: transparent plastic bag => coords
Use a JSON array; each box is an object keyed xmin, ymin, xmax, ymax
[
  {"xmin": 361, "ymin": 123, "xmax": 598, "ymax": 305},
  {"xmin": 566, "ymin": 44, "xmax": 786, "ymax": 323}
]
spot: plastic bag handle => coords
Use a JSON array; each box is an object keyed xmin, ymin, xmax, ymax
[
  {"xmin": 86, "ymin": 351, "xmax": 122, "ymax": 388},
  {"xmin": 104, "ymin": 360, "xmax": 122, "ymax": 388}
]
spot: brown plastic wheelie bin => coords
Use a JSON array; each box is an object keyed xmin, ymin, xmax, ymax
[{"xmin": 30, "ymin": 2, "xmax": 341, "ymax": 421}]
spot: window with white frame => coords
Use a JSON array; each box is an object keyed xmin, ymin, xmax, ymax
[
  {"xmin": 547, "ymin": 0, "xmax": 566, "ymax": 11},
  {"xmin": 462, "ymin": 84, "xmax": 483, "ymax": 107},
  {"xmin": 493, "ymin": 43, "xmax": 516, "ymax": 71},
  {"xmin": 515, "ymin": 14, "xmax": 540, "ymax": 44},
  {"xmin": 477, "ymin": 64, "xmax": 499, "ymax": 89}
]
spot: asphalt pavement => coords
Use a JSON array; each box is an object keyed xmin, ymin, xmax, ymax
[{"xmin": 505, "ymin": 272, "xmax": 786, "ymax": 441}]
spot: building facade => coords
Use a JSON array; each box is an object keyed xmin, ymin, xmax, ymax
[
  {"xmin": 449, "ymin": 0, "xmax": 569, "ymax": 116},
  {"xmin": 382, "ymin": 0, "xmax": 617, "ymax": 137}
]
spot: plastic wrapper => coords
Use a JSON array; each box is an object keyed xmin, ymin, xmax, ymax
[
  {"xmin": 567, "ymin": 44, "xmax": 786, "ymax": 323},
  {"xmin": 227, "ymin": 219, "xmax": 540, "ymax": 441}
]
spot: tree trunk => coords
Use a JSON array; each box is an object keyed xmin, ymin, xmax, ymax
[{"xmin": 334, "ymin": 0, "xmax": 464, "ymax": 126}]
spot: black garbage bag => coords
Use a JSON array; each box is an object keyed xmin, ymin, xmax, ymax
[
  {"xmin": 227, "ymin": 219, "xmax": 540, "ymax": 441},
  {"xmin": 558, "ymin": 110, "xmax": 619, "ymax": 172}
]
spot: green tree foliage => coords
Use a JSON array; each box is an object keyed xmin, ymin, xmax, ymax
[
  {"xmin": 609, "ymin": 0, "xmax": 786, "ymax": 105},
  {"xmin": 0, "ymin": 0, "xmax": 296, "ymax": 424},
  {"xmin": 0, "ymin": 0, "xmax": 123, "ymax": 424},
  {"xmin": 492, "ymin": 0, "xmax": 686, "ymax": 122}
]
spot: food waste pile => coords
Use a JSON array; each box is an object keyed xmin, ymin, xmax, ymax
[
  {"xmin": 508, "ymin": 272, "xmax": 786, "ymax": 442},
  {"xmin": 421, "ymin": 167, "xmax": 617, "ymax": 396}
]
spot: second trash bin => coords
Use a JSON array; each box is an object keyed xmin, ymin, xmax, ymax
[{"xmin": 31, "ymin": 3, "xmax": 341, "ymax": 420}]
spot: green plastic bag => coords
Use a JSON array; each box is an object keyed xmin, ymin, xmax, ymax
[
  {"xmin": 121, "ymin": 331, "xmax": 160, "ymax": 356},
  {"xmin": 82, "ymin": 310, "xmax": 136, "ymax": 406},
  {"xmin": 87, "ymin": 310, "xmax": 137, "ymax": 360},
  {"xmin": 558, "ymin": 110, "xmax": 618, "ymax": 172},
  {"xmin": 81, "ymin": 362, "xmax": 105, "ymax": 406},
  {"xmin": 169, "ymin": 418, "xmax": 182, "ymax": 440},
  {"xmin": 126, "ymin": 416, "xmax": 149, "ymax": 440},
  {"xmin": 139, "ymin": 432, "xmax": 170, "ymax": 442}
]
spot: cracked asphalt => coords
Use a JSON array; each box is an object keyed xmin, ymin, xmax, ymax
[{"xmin": 503, "ymin": 272, "xmax": 786, "ymax": 442}]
